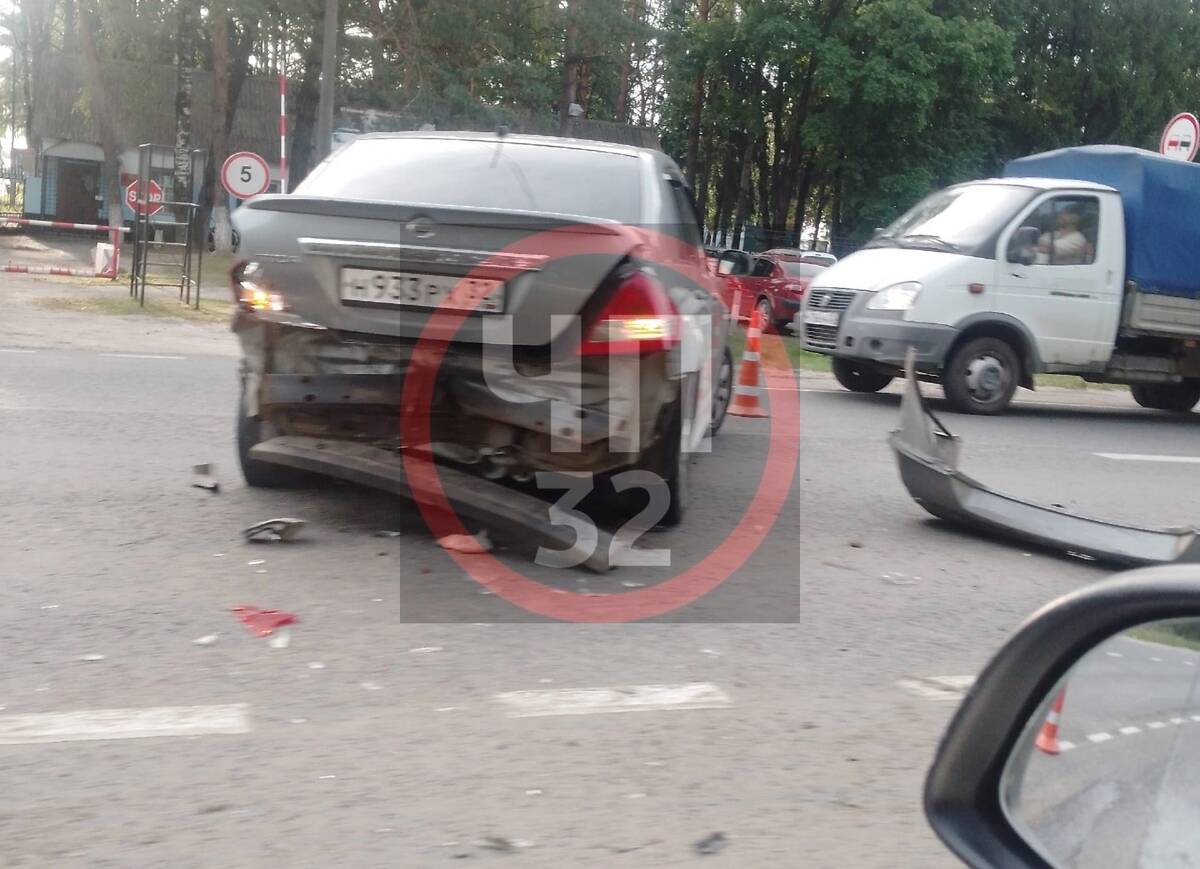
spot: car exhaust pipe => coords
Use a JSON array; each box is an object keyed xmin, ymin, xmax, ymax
[{"xmin": 888, "ymin": 349, "xmax": 1200, "ymax": 566}]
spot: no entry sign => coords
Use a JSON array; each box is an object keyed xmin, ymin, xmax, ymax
[
  {"xmin": 1160, "ymin": 113, "xmax": 1200, "ymax": 162},
  {"xmin": 221, "ymin": 151, "xmax": 271, "ymax": 199}
]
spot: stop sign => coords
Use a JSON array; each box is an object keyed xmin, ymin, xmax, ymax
[{"xmin": 125, "ymin": 179, "xmax": 164, "ymax": 216}]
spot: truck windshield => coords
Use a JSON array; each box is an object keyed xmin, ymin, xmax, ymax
[{"xmin": 867, "ymin": 184, "xmax": 1036, "ymax": 256}]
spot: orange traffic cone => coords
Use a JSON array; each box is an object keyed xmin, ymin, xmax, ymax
[
  {"xmin": 1034, "ymin": 687, "xmax": 1066, "ymax": 755},
  {"xmin": 730, "ymin": 307, "xmax": 769, "ymax": 418}
]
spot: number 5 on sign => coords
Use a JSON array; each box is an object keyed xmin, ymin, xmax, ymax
[{"xmin": 221, "ymin": 151, "xmax": 272, "ymax": 199}]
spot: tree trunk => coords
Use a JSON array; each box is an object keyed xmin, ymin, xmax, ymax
[
  {"xmin": 731, "ymin": 135, "xmax": 756, "ymax": 250},
  {"xmin": 173, "ymin": 1, "xmax": 196, "ymax": 205},
  {"xmin": 790, "ymin": 161, "xmax": 815, "ymax": 245},
  {"xmin": 615, "ymin": 0, "xmax": 642, "ymax": 123},
  {"xmin": 558, "ymin": 0, "xmax": 579, "ymax": 134},
  {"xmin": 288, "ymin": 34, "xmax": 324, "ymax": 187},
  {"xmin": 809, "ymin": 184, "xmax": 829, "ymax": 247},
  {"xmin": 683, "ymin": 0, "xmax": 711, "ymax": 185},
  {"xmin": 77, "ymin": 1, "xmax": 123, "ymax": 252},
  {"xmin": 210, "ymin": 9, "xmax": 233, "ymax": 253}
]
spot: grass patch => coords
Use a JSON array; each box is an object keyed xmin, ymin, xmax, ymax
[
  {"xmin": 35, "ymin": 293, "xmax": 232, "ymax": 323},
  {"xmin": 1127, "ymin": 623, "xmax": 1200, "ymax": 653}
]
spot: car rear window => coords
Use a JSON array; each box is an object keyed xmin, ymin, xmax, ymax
[{"xmin": 294, "ymin": 137, "xmax": 642, "ymax": 223}]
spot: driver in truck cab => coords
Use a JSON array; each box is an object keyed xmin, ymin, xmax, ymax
[{"xmin": 1035, "ymin": 207, "xmax": 1088, "ymax": 265}]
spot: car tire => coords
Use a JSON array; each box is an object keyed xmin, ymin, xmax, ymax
[
  {"xmin": 942, "ymin": 337, "xmax": 1020, "ymax": 415},
  {"xmin": 708, "ymin": 346, "xmax": 734, "ymax": 437},
  {"xmin": 657, "ymin": 398, "xmax": 689, "ymax": 527},
  {"xmin": 237, "ymin": 388, "xmax": 312, "ymax": 488},
  {"xmin": 832, "ymin": 357, "xmax": 894, "ymax": 393},
  {"xmin": 1131, "ymin": 381, "xmax": 1200, "ymax": 412},
  {"xmin": 756, "ymin": 297, "xmax": 775, "ymax": 333}
]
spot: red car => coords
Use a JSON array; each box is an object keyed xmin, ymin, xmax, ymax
[{"xmin": 715, "ymin": 250, "xmax": 828, "ymax": 332}]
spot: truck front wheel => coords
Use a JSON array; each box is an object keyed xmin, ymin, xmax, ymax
[
  {"xmin": 832, "ymin": 358, "xmax": 894, "ymax": 393},
  {"xmin": 1131, "ymin": 382, "xmax": 1200, "ymax": 413},
  {"xmin": 943, "ymin": 337, "xmax": 1020, "ymax": 415}
]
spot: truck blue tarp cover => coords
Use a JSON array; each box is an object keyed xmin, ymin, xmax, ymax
[{"xmin": 1004, "ymin": 145, "xmax": 1200, "ymax": 299}]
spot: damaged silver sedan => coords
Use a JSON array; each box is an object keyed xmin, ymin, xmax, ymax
[{"xmin": 230, "ymin": 132, "xmax": 733, "ymax": 531}]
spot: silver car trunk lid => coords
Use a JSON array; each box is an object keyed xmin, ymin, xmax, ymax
[{"xmin": 234, "ymin": 197, "xmax": 640, "ymax": 348}]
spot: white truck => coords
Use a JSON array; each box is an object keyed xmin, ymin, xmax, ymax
[{"xmin": 796, "ymin": 145, "xmax": 1200, "ymax": 414}]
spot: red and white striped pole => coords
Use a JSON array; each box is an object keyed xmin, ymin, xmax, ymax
[
  {"xmin": 3, "ymin": 217, "xmax": 129, "ymax": 233},
  {"xmin": 279, "ymin": 74, "xmax": 289, "ymax": 194}
]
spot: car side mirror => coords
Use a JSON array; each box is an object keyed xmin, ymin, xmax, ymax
[
  {"xmin": 1008, "ymin": 226, "xmax": 1039, "ymax": 265},
  {"xmin": 717, "ymin": 252, "xmax": 747, "ymax": 276},
  {"xmin": 925, "ymin": 566, "xmax": 1200, "ymax": 869}
]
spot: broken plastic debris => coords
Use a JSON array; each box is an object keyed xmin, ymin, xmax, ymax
[
  {"xmin": 192, "ymin": 480, "xmax": 220, "ymax": 493},
  {"xmin": 374, "ymin": 530, "xmax": 403, "ymax": 538},
  {"xmin": 192, "ymin": 463, "xmax": 220, "ymax": 493},
  {"xmin": 620, "ymin": 580, "xmax": 647, "ymax": 588},
  {"xmin": 307, "ymin": 662, "xmax": 325, "ymax": 670},
  {"xmin": 693, "ymin": 832, "xmax": 728, "ymax": 856},
  {"xmin": 268, "ymin": 629, "xmax": 292, "ymax": 649},
  {"xmin": 699, "ymin": 649, "xmax": 721, "ymax": 657},
  {"xmin": 243, "ymin": 518, "xmax": 307, "ymax": 543},
  {"xmin": 881, "ymin": 572, "xmax": 919, "ymax": 586},
  {"xmin": 437, "ymin": 530, "xmax": 492, "ymax": 554},
  {"xmin": 480, "ymin": 837, "xmax": 533, "ymax": 853},
  {"xmin": 408, "ymin": 646, "xmax": 444, "ymax": 654},
  {"xmin": 525, "ymin": 789, "xmax": 543, "ymax": 796},
  {"xmin": 360, "ymin": 681, "xmax": 382, "ymax": 691},
  {"xmin": 41, "ymin": 604, "xmax": 60, "ymax": 610},
  {"xmin": 247, "ymin": 559, "xmax": 266, "ymax": 566},
  {"xmin": 194, "ymin": 463, "xmax": 214, "ymax": 476},
  {"xmin": 192, "ymin": 634, "xmax": 219, "ymax": 646},
  {"xmin": 78, "ymin": 654, "xmax": 105, "ymax": 662},
  {"xmin": 231, "ymin": 606, "xmax": 297, "ymax": 637}
]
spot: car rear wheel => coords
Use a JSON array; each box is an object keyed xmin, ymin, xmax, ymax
[
  {"xmin": 708, "ymin": 346, "xmax": 734, "ymax": 437},
  {"xmin": 1130, "ymin": 382, "xmax": 1200, "ymax": 412},
  {"xmin": 237, "ymin": 387, "xmax": 313, "ymax": 488},
  {"xmin": 832, "ymin": 358, "xmax": 894, "ymax": 393},
  {"xmin": 756, "ymin": 297, "xmax": 775, "ymax": 333},
  {"xmin": 942, "ymin": 337, "xmax": 1020, "ymax": 415}
]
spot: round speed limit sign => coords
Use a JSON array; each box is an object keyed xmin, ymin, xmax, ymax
[{"xmin": 221, "ymin": 151, "xmax": 271, "ymax": 199}]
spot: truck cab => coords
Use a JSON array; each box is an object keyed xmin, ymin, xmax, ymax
[{"xmin": 798, "ymin": 146, "xmax": 1200, "ymax": 414}]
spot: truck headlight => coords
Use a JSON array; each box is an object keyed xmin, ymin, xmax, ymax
[{"xmin": 867, "ymin": 281, "xmax": 922, "ymax": 311}]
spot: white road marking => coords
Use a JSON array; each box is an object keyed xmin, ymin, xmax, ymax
[
  {"xmin": 1095, "ymin": 452, "xmax": 1200, "ymax": 464},
  {"xmin": 494, "ymin": 683, "xmax": 732, "ymax": 718},
  {"xmin": 98, "ymin": 353, "xmax": 186, "ymax": 361},
  {"xmin": 1170, "ymin": 717, "xmax": 1185, "ymax": 725},
  {"xmin": 0, "ymin": 704, "xmax": 250, "ymax": 745},
  {"xmin": 1119, "ymin": 726, "xmax": 1142, "ymax": 735},
  {"xmin": 1191, "ymin": 715, "xmax": 1200, "ymax": 723},
  {"xmin": 0, "ymin": 348, "xmax": 36, "ymax": 354},
  {"xmin": 1106, "ymin": 652, "xmax": 1123, "ymax": 658},
  {"xmin": 1152, "ymin": 657, "xmax": 1164, "ymax": 662},
  {"xmin": 897, "ymin": 675, "xmax": 976, "ymax": 701},
  {"xmin": 1087, "ymin": 732, "xmax": 1113, "ymax": 744},
  {"xmin": 1058, "ymin": 740, "xmax": 1076, "ymax": 752},
  {"xmin": 1148, "ymin": 721, "xmax": 1167, "ymax": 729}
]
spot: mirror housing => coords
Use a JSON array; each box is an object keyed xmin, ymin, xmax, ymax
[
  {"xmin": 717, "ymin": 250, "xmax": 749, "ymax": 276},
  {"xmin": 924, "ymin": 566, "xmax": 1200, "ymax": 869}
]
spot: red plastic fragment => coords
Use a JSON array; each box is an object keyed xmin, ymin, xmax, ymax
[
  {"xmin": 231, "ymin": 606, "xmax": 297, "ymax": 637},
  {"xmin": 437, "ymin": 534, "xmax": 490, "ymax": 554}
]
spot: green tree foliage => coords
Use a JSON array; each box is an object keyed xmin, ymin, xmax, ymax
[{"xmin": 5, "ymin": 0, "xmax": 1200, "ymax": 247}]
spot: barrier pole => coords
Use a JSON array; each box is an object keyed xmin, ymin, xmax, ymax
[{"xmin": 279, "ymin": 74, "xmax": 289, "ymax": 193}]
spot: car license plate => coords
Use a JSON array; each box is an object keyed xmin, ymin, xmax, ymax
[
  {"xmin": 339, "ymin": 268, "xmax": 504, "ymax": 313},
  {"xmin": 803, "ymin": 309, "xmax": 840, "ymax": 327}
]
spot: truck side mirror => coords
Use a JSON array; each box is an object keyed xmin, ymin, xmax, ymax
[{"xmin": 1008, "ymin": 226, "xmax": 1039, "ymax": 265}]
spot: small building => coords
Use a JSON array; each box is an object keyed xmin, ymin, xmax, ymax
[{"xmin": 26, "ymin": 53, "xmax": 286, "ymax": 225}]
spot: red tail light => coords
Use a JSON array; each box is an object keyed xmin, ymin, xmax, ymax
[{"xmin": 578, "ymin": 269, "xmax": 679, "ymax": 356}]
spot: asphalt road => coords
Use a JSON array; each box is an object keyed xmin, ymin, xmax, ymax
[{"xmin": 6, "ymin": 283, "xmax": 1200, "ymax": 867}]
